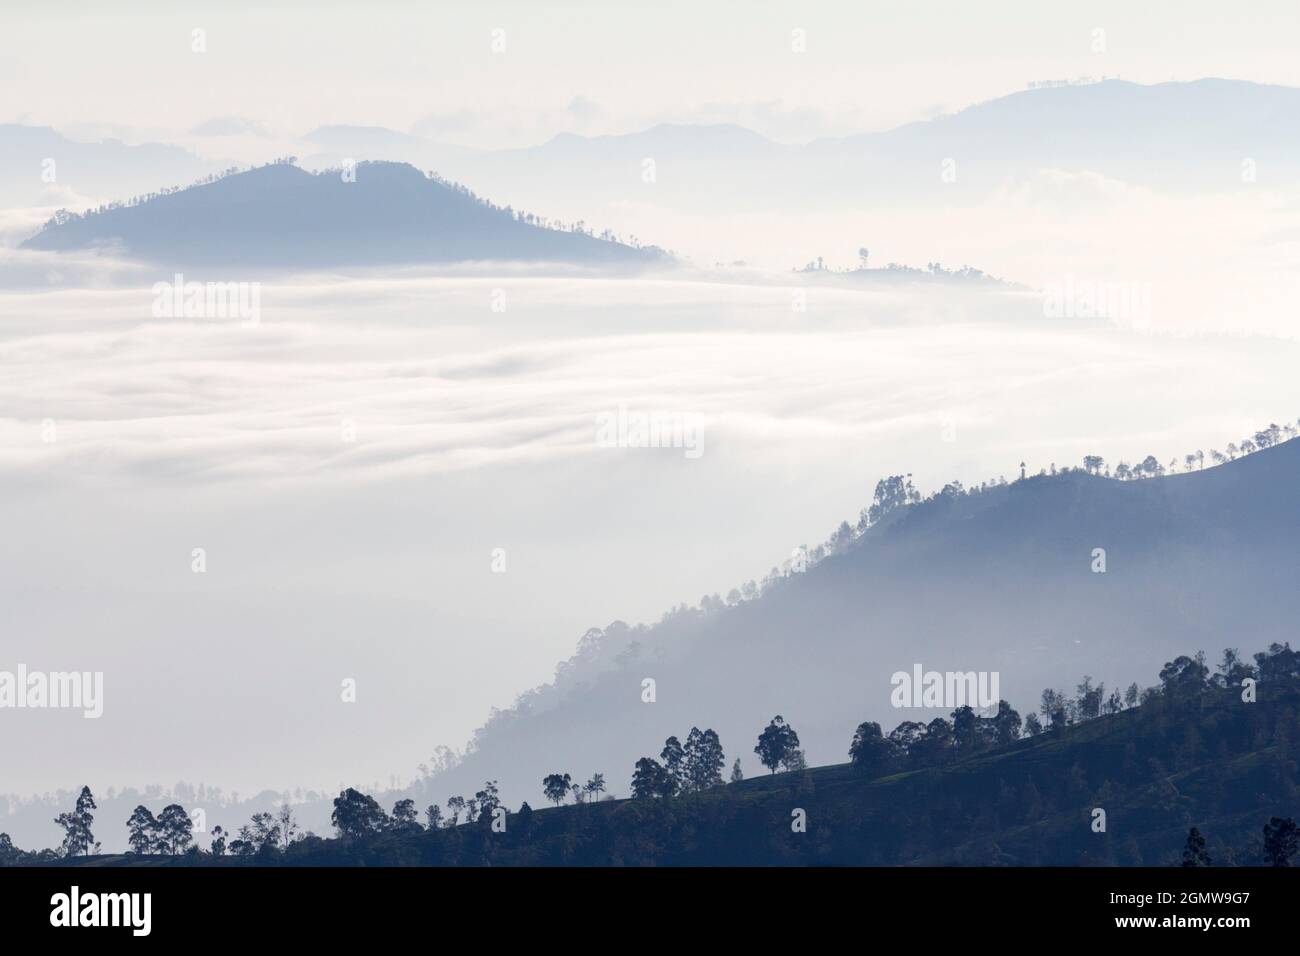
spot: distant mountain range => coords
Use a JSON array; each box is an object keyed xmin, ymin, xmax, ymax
[
  {"xmin": 20, "ymin": 160, "xmax": 667, "ymax": 268},
  {"xmin": 298, "ymin": 79, "xmax": 1300, "ymax": 213},
  {"xmin": 9, "ymin": 78, "xmax": 1298, "ymax": 223},
  {"xmin": 0, "ymin": 123, "xmax": 214, "ymax": 208}
]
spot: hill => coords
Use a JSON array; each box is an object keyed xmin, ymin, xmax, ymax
[
  {"xmin": 409, "ymin": 434, "xmax": 1300, "ymax": 815},
  {"xmin": 22, "ymin": 670, "xmax": 1299, "ymax": 866},
  {"xmin": 0, "ymin": 123, "xmax": 213, "ymax": 208},
  {"xmin": 20, "ymin": 160, "xmax": 668, "ymax": 268}
]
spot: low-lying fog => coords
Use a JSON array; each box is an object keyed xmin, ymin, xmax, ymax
[{"xmin": 3, "ymin": 258, "xmax": 1298, "ymax": 797}]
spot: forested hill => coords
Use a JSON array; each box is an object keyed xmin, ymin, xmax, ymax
[
  {"xmin": 413, "ymin": 434, "xmax": 1300, "ymax": 811},
  {"xmin": 21, "ymin": 160, "xmax": 668, "ymax": 268},
  {"xmin": 27, "ymin": 671, "xmax": 1300, "ymax": 866}
]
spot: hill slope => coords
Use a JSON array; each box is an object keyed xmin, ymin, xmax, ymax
[
  {"xmin": 20, "ymin": 161, "xmax": 667, "ymax": 268},
  {"xmin": 415, "ymin": 438, "xmax": 1300, "ymax": 813},
  {"xmin": 35, "ymin": 676, "xmax": 1299, "ymax": 866}
]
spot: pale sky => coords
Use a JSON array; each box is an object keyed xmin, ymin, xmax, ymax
[{"xmin": 4, "ymin": 0, "xmax": 1300, "ymax": 148}]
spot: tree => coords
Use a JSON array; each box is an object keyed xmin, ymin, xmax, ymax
[
  {"xmin": 992, "ymin": 700, "xmax": 1022, "ymax": 745},
  {"xmin": 390, "ymin": 798, "xmax": 419, "ymax": 831},
  {"xmin": 239, "ymin": 813, "xmax": 280, "ymax": 860},
  {"xmin": 951, "ymin": 706, "xmax": 980, "ymax": 753},
  {"xmin": 156, "ymin": 804, "xmax": 193, "ymax": 855},
  {"xmin": 782, "ymin": 748, "xmax": 807, "ymax": 772},
  {"xmin": 126, "ymin": 805, "xmax": 157, "ymax": 855},
  {"xmin": 425, "ymin": 804, "xmax": 443, "ymax": 830},
  {"xmin": 0, "ymin": 833, "xmax": 20, "ymax": 866},
  {"xmin": 684, "ymin": 727, "xmax": 726, "ymax": 791},
  {"xmin": 660, "ymin": 736, "xmax": 685, "ymax": 792},
  {"xmin": 849, "ymin": 721, "xmax": 894, "ymax": 774},
  {"xmin": 446, "ymin": 795, "xmax": 466, "ymax": 826},
  {"xmin": 1022, "ymin": 713, "xmax": 1043, "ymax": 736},
  {"xmin": 858, "ymin": 247, "xmax": 869, "ymax": 269},
  {"xmin": 542, "ymin": 773, "xmax": 572, "ymax": 807},
  {"xmin": 210, "ymin": 825, "xmax": 227, "ymax": 856},
  {"xmin": 1215, "ymin": 647, "xmax": 1255, "ymax": 687},
  {"xmin": 475, "ymin": 780, "xmax": 501, "ymax": 819},
  {"xmin": 729, "ymin": 759, "xmax": 744, "ymax": 783},
  {"xmin": 1159, "ymin": 654, "xmax": 1209, "ymax": 697},
  {"xmin": 1181, "ymin": 827, "xmax": 1211, "ymax": 867},
  {"xmin": 1255, "ymin": 642, "xmax": 1300, "ymax": 682},
  {"xmin": 54, "ymin": 786, "xmax": 97, "ymax": 857},
  {"xmin": 1082, "ymin": 455, "xmax": 1104, "ymax": 474},
  {"xmin": 276, "ymin": 804, "xmax": 300, "ymax": 848},
  {"xmin": 1263, "ymin": 816, "xmax": 1298, "ymax": 867},
  {"xmin": 1040, "ymin": 688, "xmax": 1068, "ymax": 730},
  {"xmin": 631, "ymin": 758, "xmax": 671, "ymax": 799},
  {"xmin": 755, "ymin": 716, "xmax": 800, "ymax": 773},
  {"xmin": 867, "ymin": 475, "xmax": 921, "ymax": 525},
  {"xmin": 583, "ymin": 773, "xmax": 606, "ymax": 803},
  {"xmin": 331, "ymin": 788, "xmax": 387, "ymax": 839},
  {"xmin": 1075, "ymin": 676, "xmax": 1103, "ymax": 720}
]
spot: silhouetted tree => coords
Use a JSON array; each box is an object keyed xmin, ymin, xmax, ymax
[
  {"xmin": 1263, "ymin": 816, "xmax": 1298, "ymax": 867},
  {"xmin": 156, "ymin": 804, "xmax": 193, "ymax": 855},
  {"xmin": 54, "ymin": 786, "xmax": 96, "ymax": 857},
  {"xmin": 755, "ymin": 716, "xmax": 800, "ymax": 773},
  {"xmin": 631, "ymin": 758, "xmax": 673, "ymax": 799},
  {"xmin": 390, "ymin": 798, "xmax": 420, "ymax": 831},
  {"xmin": 475, "ymin": 781, "xmax": 501, "ymax": 819},
  {"xmin": 730, "ymin": 759, "xmax": 744, "ymax": 783},
  {"xmin": 849, "ymin": 721, "xmax": 894, "ymax": 774},
  {"xmin": 1255, "ymin": 643, "xmax": 1300, "ymax": 682},
  {"xmin": 1181, "ymin": 827, "xmax": 1211, "ymax": 867},
  {"xmin": 684, "ymin": 727, "xmax": 726, "ymax": 791},
  {"xmin": 992, "ymin": 700, "xmax": 1022, "ymax": 745},
  {"xmin": 660, "ymin": 736, "xmax": 685, "ymax": 791},
  {"xmin": 331, "ymin": 788, "xmax": 387, "ymax": 839},
  {"xmin": 276, "ymin": 804, "xmax": 300, "ymax": 848},
  {"xmin": 542, "ymin": 773, "xmax": 572, "ymax": 807},
  {"xmin": 446, "ymin": 795, "xmax": 466, "ymax": 825},
  {"xmin": 126, "ymin": 806, "xmax": 157, "ymax": 855},
  {"xmin": 1159, "ymin": 653, "xmax": 1210, "ymax": 697}
]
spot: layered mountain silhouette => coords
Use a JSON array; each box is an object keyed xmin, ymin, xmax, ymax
[
  {"xmin": 21, "ymin": 160, "xmax": 667, "ymax": 268},
  {"xmin": 301, "ymin": 79, "xmax": 1300, "ymax": 215},
  {"xmin": 0, "ymin": 123, "xmax": 214, "ymax": 208},
  {"xmin": 416, "ymin": 437, "xmax": 1300, "ymax": 809}
]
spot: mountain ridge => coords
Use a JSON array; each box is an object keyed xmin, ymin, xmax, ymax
[{"xmin": 20, "ymin": 160, "xmax": 669, "ymax": 268}]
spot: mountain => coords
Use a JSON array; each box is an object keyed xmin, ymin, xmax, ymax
[
  {"xmin": 416, "ymin": 79, "xmax": 1300, "ymax": 216},
  {"xmin": 20, "ymin": 161, "xmax": 668, "ymax": 268},
  {"xmin": 0, "ymin": 124, "xmax": 215, "ymax": 209},
  {"xmin": 412, "ymin": 436, "xmax": 1300, "ymax": 813}
]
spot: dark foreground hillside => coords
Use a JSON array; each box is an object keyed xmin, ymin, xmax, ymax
[{"xmin": 50, "ymin": 676, "xmax": 1300, "ymax": 867}]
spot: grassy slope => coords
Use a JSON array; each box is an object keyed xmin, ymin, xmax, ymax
[{"xmin": 62, "ymin": 678, "xmax": 1299, "ymax": 867}]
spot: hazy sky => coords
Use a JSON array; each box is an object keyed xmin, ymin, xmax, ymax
[{"xmin": 6, "ymin": 0, "xmax": 1300, "ymax": 147}]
